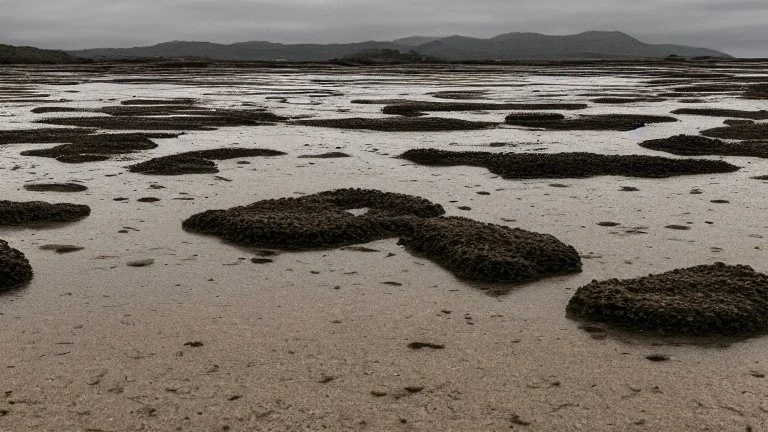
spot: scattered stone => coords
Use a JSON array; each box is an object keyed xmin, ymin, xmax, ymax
[
  {"xmin": 597, "ymin": 222, "xmax": 620, "ymax": 227},
  {"xmin": 113, "ymin": 197, "xmax": 129, "ymax": 201},
  {"xmin": 549, "ymin": 183, "xmax": 569, "ymax": 188},
  {"xmin": 457, "ymin": 206, "xmax": 472, "ymax": 210},
  {"xmin": 127, "ymin": 259, "xmax": 154, "ymax": 267},
  {"xmin": 370, "ymin": 390, "xmax": 388, "ymax": 397},
  {"xmin": 184, "ymin": 341, "xmax": 204, "ymax": 347},
  {"xmin": 710, "ymin": 200, "xmax": 729, "ymax": 204},
  {"xmin": 251, "ymin": 258, "xmax": 273, "ymax": 264},
  {"xmin": 137, "ymin": 197, "xmax": 160, "ymax": 203},
  {"xmin": 381, "ymin": 281, "xmax": 403, "ymax": 286},
  {"xmin": 23, "ymin": 183, "xmax": 87, "ymax": 193},
  {"xmin": 620, "ymin": 186, "xmax": 639, "ymax": 192},
  {"xmin": 340, "ymin": 246, "xmax": 380, "ymax": 252},
  {"xmin": 665, "ymin": 225, "xmax": 691, "ymax": 230},
  {"xmin": 567, "ymin": 263, "xmax": 768, "ymax": 335}
]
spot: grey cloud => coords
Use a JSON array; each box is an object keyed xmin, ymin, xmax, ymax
[{"xmin": 0, "ymin": 0, "xmax": 765, "ymax": 57}]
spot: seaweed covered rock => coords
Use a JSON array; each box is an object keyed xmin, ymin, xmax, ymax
[
  {"xmin": 567, "ymin": 263, "xmax": 768, "ymax": 335},
  {"xmin": 182, "ymin": 189, "xmax": 445, "ymax": 249},
  {"xmin": 399, "ymin": 149, "xmax": 741, "ymax": 179},
  {"xmin": 20, "ymin": 133, "xmax": 178, "ymax": 163},
  {"xmin": 128, "ymin": 147, "xmax": 285, "ymax": 175},
  {"xmin": 0, "ymin": 200, "xmax": 90, "ymax": 225},
  {"xmin": 502, "ymin": 112, "xmax": 565, "ymax": 125},
  {"xmin": 294, "ymin": 117, "xmax": 497, "ymax": 132},
  {"xmin": 701, "ymin": 122, "xmax": 768, "ymax": 140},
  {"xmin": 505, "ymin": 113, "xmax": 677, "ymax": 131},
  {"xmin": 0, "ymin": 128, "xmax": 94, "ymax": 145},
  {"xmin": 0, "ymin": 239, "xmax": 33, "ymax": 291},
  {"xmin": 128, "ymin": 155, "xmax": 218, "ymax": 175},
  {"xmin": 23, "ymin": 183, "xmax": 88, "ymax": 192},
  {"xmin": 640, "ymin": 135, "xmax": 768, "ymax": 158},
  {"xmin": 671, "ymin": 108, "xmax": 768, "ymax": 120},
  {"xmin": 397, "ymin": 217, "xmax": 581, "ymax": 287}
]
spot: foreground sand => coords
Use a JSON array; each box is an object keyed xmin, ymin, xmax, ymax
[{"xmin": 1, "ymin": 63, "xmax": 767, "ymax": 431}]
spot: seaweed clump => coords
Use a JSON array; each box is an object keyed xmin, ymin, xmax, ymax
[
  {"xmin": 640, "ymin": 135, "xmax": 768, "ymax": 158},
  {"xmin": 23, "ymin": 183, "xmax": 88, "ymax": 192},
  {"xmin": 671, "ymin": 108, "xmax": 768, "ymax": 120},
  {"xmin": 701, "ymin": 122, "xmax": 768, "ymax": 140},
  {"xmin": 397, "ymin": 217, "xmax": 581, "ymax": 285},
  {"xmin": 505, "ymin": 113, "xmax": 677, "ymax": 131},
  {"xmin": 567, "ymin": 263, "xmax": 768, "ymax": 335},
  {"xmin": 182, "ymin": 189, "xmax": 583, "ymax": 287},
  {"xmin": 294, "ymin": 117, "xmax": 497, "ymax": 132},
  {"xmin": 19, "ymin": 133, "xmax": 179, "ymax": 163},
  {"xmin": 399, "ymin": 149, "xmax": 740, "ymax": 179},
  {"xmin": 127, "ymin": 147, "xmax": 286, "ymax": 175},
  {"xmin": 0, "ymin": 240, "xmax": 33, "ymax": 292},
  {"xmin": 0, "ymin": 201, "xmax": 90, "ymax": 225},
  {"xmin": 182, "ymin": 189, "xmax": 446, "ymax": 249}
]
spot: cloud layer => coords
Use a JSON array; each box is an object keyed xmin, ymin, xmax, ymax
[{"xmin": 1, "ymin": 0, "xmax": 766, "ymax": 57}]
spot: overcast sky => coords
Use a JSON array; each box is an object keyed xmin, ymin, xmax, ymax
[{"xmin": 1, "ymin": 0, "xmax": 766, "ymax": 57}]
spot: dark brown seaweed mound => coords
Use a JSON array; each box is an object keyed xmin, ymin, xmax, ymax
[
  {"xmin": 38, "ymin": 109, "xmax": 284, "ymax": 131},
  {"xmin": 502, "ymin": 112, "xmax": 566, "ymax": 125},
  {"xmin": 671, "ymin": 108, "xmax": 768, "ymax": 120},
  {"xmin": 298, "ymin": 152, "xmax": 351, "ymax": 158},
  {"xmin": 567, "ymin": 263, "xmax": 768, "ymax": 335},
  {"xmin": 382, "ymin": 101, "xmax": 588, "ymax": 116},
  {"xmin": 399, "ymin": 149, "xmax": 740, "ymax": 179},
  {"xmin": 0, "ymin": 200, "xmax": 90, "ymax": 225},
  {"xmin": 743, "ymin": 84, "xmax": 768, "ymax": 100},
  {"xmin": 182, "ymin": 189, "xmax": 446, "ymax": 249},
  {"xmin": 0, "ymin": 128, "xmax": 94, "ymax": 145},
  {"xmin": 294, "ymin": 117, "xmax": 497, "ymax": 132},
  {"xmin": 128, "ymin": 155, "xmax": 218, "ymax": 175},
  {"xmin": 20, "ymin": 133, "xmax": 177, "ymax": 163},
  {"xmin": 505, "ymin": 113, "xmax": 677, "ymax": 131},
  {"xmin": 702, "ymin": 122, "xmax": 768, "ymax": 140},
  {"xmin": 0, "ymin": 239, "xmax": 33, "ymax": 292},
  {"xmin": 23, "ymin": 183, "xmax": 88, "ymax": 192},
  {"xmin": 640, "ymin": 135, "xmax": 768, "ymax": 158},
  {"xmin": 428, "ymin": 90, "xmax": 489, "ymax": 100},
  {"xmin": 591, "ymin": 97, "xmax": 666, "ymax": 104},
  {"xmin": 397, "ymin": 217, "xmax": 581, "ymax": 286},
  {"xmin": 127, "ymin": 147, "xmax": 286, "ymax": 175}
]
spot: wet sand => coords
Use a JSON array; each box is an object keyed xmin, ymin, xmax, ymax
[{"xmin": 0, "ymin": 62, "xmax": 768, "ymax": 431}]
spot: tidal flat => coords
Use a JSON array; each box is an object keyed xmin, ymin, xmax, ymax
[{"xmin": 0, "ymin": 61, "xmax": 767, "ymax": 431}]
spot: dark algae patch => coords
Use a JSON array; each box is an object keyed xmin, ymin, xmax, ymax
[
  {"xmin": 397, "ymin": 217, "xmax": 582, "ymax": 286},
  {"xmin": 701, "ymin": 122, "xmax": 768, "ymax": 140},
  {"xmin": 298, "ymin": 152, "xmax": 351, "ymax": 158},
  {"xmin": 640, "ymin": 135, "xmax": 768, "ymax": 158},
  {"xmin": 20, "ymin": 132, "xmax": 179, "ymax": 163},
  {"xmin": 183, "ymin": 189, "xmax": 582, "ymax": 286},
  {"xmin": 293, "ymin": 117, "xmax": 497, "ymax": 132},
  {"xmin": 381, "ymin": 101, "xmax": 587, "ymax": 117},
  {"xmin": 399, "ymin": 149, "xmax": 740, "ymax": 179},
  {"xmin": 182, "ymin": 188, "xmax": 445, "ymax": 250},
  {"xmin": 671, "ymin": 108, "xmax": 768, "ymax": 120},
  {"xmin": 505, "ymin": 113, "xmax": 677, "ymax": 131},
  {"xmin": 0, "ymin": 239, "xmax": 33, "ymax": 292},
  {"xmin": 0, "ymin": 201, "xmax": 90, "ymax": 225},
  {"xmin": 567, "ymin": 263, "xmax": 768, "ymax": 336},
  {"xmin": 128, "ymin": 147, "xmax": 285, "ymax": 175},
  {"xmin": 407, "ymin": 342, "xmax": 445, "ymax": 350},
  {"xmin": 23, "ymin": 183, "xmax": 88, "ymax": 192}
]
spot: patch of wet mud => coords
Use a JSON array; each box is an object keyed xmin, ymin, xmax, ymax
[
  {"xmin": 399, "ymin": 149, "xmax": 740, "ymax": 179},
  {"xmin": 567, "ymin": 263, "xmax": 768, "ymax": 336}
]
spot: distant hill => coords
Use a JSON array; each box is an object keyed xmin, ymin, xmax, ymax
[
  {"xmin": 69, "ymin": 31, "xmax": 730, "ymax": 62},
  {"xmin": 0, "ymin": 44, "xmax": 81, "ymax": 64}
]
